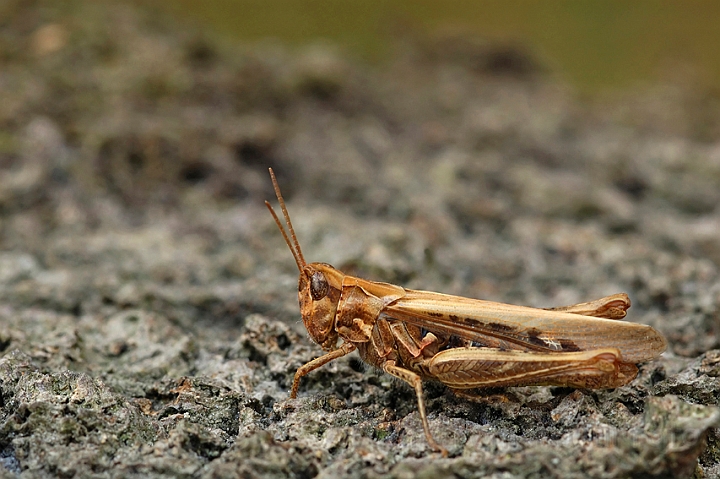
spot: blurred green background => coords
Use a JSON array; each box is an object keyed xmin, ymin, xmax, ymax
[{"xmin": 140, "ymin": 0, "xmax": 720, "ymax": 93}]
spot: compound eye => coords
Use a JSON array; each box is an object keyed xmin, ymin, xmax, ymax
[{"xmin": 310, "ymin": 271, "xmax": 329, "ymax": 301}]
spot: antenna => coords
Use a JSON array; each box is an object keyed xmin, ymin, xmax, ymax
[{"xmin": 265, "ymin": 168, "xmax": 306, "ymax": 271}]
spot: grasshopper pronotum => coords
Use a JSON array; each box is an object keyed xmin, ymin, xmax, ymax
[{"xmin": 265, "ymin": 168, "xmax": 667, "ymax": 455}]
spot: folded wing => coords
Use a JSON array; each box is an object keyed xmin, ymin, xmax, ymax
[{"xmin": 385, "ymin": 289, "xmax": 667, "ymax": 363}]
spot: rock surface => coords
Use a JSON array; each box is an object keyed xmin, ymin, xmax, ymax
[{"xmin": 0, "ymin": 1, "xmax": 719, "ymax": 477}]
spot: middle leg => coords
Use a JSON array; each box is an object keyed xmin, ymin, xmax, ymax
[{"xmin": 383, "ymin": 360, "xmax": 448, "ymax": 456}]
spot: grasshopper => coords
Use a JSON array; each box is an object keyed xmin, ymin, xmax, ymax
[{"xmin": 264, "ymin": 168, "xmax": 667, "ymax": 455}]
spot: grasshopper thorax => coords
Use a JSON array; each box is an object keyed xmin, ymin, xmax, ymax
[{"xmin": 299, "ymin": 263, "xmax": 344, "ymax": 351}]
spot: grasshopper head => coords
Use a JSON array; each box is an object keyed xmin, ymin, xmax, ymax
[
  {"xmin": 298, "ymin": 263, "xmax": 344, "ymax": 350},
  {"xmin": 265, "ymin": 168, "xmax": 346, "ymax": 351}
]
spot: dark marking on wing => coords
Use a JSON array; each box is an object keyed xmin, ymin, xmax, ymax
[
  {"xmin": 485, "ymin": 322, "xmax": 514, "ymax": 333},
  {"xmin": 559, "ymin": 339, "xmax": 580, "ymax": 351},
  {"xmin": 427, "ymin": 311, "xmax": 443, "ymax": 318},
  {"xmin": 522, "ymin": 328, "xmax": 581, "ymax": 351},
  {"xmin": 463, "ymin": 317, "xmax": 480, "ymax": 326},
  {"xmin": 449, "ymin": 314, "xmax": 460, "ymax": 322},
  {"xmin": 525, "ymin": 328, "xmax": 547, "ymax": 347}
]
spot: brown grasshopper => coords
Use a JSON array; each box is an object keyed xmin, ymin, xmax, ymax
[{"xmin": 264, "ymin": 168, "xmax": 667, "ymax": 455}]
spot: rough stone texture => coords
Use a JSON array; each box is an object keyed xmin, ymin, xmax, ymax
[{"xmin": 1, "ymin": 1, "xmax": 720, "ymax": 477}]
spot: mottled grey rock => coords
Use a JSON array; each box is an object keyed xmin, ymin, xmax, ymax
[{"xmin": 0, "ymin": 1, "xmax": 719, "ymax": 478}]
